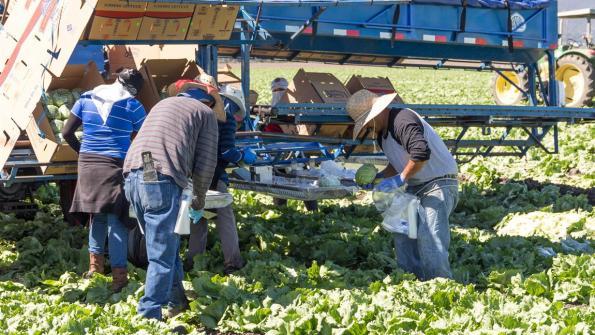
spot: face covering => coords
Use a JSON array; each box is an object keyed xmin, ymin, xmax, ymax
[{"xmin": 271, "ymin": 90, "xmax": 286, "ymax": 106}]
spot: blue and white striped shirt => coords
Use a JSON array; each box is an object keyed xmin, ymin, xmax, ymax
[{"xmin": 72, "ymin": 93, "xmax": 146, "ymax": 159}]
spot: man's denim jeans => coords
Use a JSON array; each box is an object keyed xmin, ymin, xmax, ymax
[
  {"xmin": 88, "ymin": 213, "xmax": 128, "ymax": 268},
  {"xmin": 124, "ymin": 169, "xmax": 186, "ymax": 320},
  {"xmin": 393, "ymin": 179, "xmax": 459, "ymax": 281}
]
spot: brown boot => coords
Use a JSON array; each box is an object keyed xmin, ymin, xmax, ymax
[
  {"xmin": 111, "ymin": 267, "xmax": 128, "ymax": 293},
  {"xmin": 84, "ymin": 253, "xmax": 105, "ymax": 279}
]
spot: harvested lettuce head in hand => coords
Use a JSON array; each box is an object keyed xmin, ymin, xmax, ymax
[{"xmin": 355, "ymin": 164, "xmax": 378, "ymax": 186}]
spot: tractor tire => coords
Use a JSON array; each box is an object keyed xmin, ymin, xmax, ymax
[
  {"xmin": 492, "ymin": 70, "xmax": 529, "ymax": 105},
  {"xmin": 556, "ymin": 54, "xmax": 595, "ymax": 107}
]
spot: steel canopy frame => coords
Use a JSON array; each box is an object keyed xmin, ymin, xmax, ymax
[{"xmin": 4, "ymin": 0, "xmax": 589, "ymax": 187}]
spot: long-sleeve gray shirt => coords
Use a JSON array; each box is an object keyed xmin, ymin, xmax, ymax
[{"xmin": 123, "ymin": 97, "xmax": 219, "ymax": 210}]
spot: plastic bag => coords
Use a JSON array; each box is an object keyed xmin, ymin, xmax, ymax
[
  {"xmin": 374, "ymin": 189, "xmax": 421, "ymax": 239},
  {"xmin": 320, "ymin": 160, "xmax": 356, "ymax": 179},
  {"xmin": 174, "ymin": 181, "xmax": 193, "ymax": 235}
]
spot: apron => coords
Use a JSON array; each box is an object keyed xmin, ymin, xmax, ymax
[{"xmin": 381, "ymin": 109, "xmax": 458, "ymax": 186}]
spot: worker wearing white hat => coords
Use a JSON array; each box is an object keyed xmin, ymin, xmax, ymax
[
  {"xmin": 186, "ymin": 84, "xmax": 254, "ymax": 275},
  {"xmin": 347, "ymin": 89, "xmax": 459, "ymax": 280}
]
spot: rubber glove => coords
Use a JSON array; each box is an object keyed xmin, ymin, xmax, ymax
[
  {"xmin": 361, "ymin": 172, "xmax": 385, "ymax": 190},
  {"xmin": 189, "ymin": 208, "xmax": 204, "ymax": 224},
  {"xmin": 375, "ymin": 175, "xmax": 405, "ymax": 193},
  {"xmin": 241, "ymin": 148, "xmax": 257, "ymax": 165}
]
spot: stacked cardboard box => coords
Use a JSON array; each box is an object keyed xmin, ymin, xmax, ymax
[
  {"xmin": 344, "ymin": 75, "xmax": 403, "ymax": 153},
  {"xmin": 279, "ymin": 69, "xmax": 352, "ymax": 137},
  {"xmin": 87, "ymin": 1, "xmax": 147, "ymax": 40},
  {"xmin": 86, "ymin": 1, "xmax": 238, "ymax": 41},
  {"xmin": 138, "ymin": 3, "xmax": 195, "ymax": 40},
  {"xmin": 136, "ymin": 59, "xmax": 201, "ymax": 111}
]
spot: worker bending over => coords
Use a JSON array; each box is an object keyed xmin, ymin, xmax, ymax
[
  {"xmin": 347, "ymin": 89, "xmax": 459, "ymax": 280},
  {"xmin": 123, "ymin": 79, "xmax": 225, "ymax": 320}
]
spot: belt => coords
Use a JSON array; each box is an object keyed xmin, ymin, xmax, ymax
[{"xmin": 409, "ymin": 174, "xmax": 458, "ymax": 187}]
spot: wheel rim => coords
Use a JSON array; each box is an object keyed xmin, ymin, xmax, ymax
[
  {"xmin": 495, "ymin": 71, "xmax": 523, "ymax": 104},
  {"xmin": 556, "ymin": 63, "xmax": 585, "ymax": 106}
]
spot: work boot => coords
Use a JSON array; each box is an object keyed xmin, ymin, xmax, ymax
[
  {"xmin": 164, "ymin": 294, "xmax": 190, "ymax": 319},
  {"xmin": 111, "ymin": 267, "xmax": 128, "ymax": 293},
  {"xmin": 224, "ymin": 260, "xmax": 246, "ymax": 276},
  {"xmin": 84, "ymin": 253, "xmax": 105, "ymax": 279}
]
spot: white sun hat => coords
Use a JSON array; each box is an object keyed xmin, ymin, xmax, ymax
[{"xmin": 220, "ymin": 84, "xmax": 247, "ymax": 119}]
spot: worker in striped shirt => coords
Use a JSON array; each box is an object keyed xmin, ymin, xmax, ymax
[{"xmin": 123, "ymin": 78, "xmax": 226, "ymax": 321}]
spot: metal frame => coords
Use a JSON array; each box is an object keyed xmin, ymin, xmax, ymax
[{"xmin": 5, "ymin": 0, "xmax": 595, "ymax": 188}]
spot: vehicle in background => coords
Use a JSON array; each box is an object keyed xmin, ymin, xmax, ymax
[{"xmin": 492, "ymin": 8, "xmax": 594, "ymax": 107}]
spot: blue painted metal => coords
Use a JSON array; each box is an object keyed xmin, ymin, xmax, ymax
[
  {"xmin": 241, "ymin": 49, "xmax": 253, "ymax": 130},
  {"xmin": 67, "ymin": 44, "xmax": 106, "ymax": 71},
  {"xmin": 271, "ymin": 103, "xmax": 595, "ymax": 121},
  {"xmin": 163, "ymin": 1, "xmax": 410, "ymax": 5},
  {"xmin": 231, "ymin": 0, "xmax": 558, "ymax": 64}
]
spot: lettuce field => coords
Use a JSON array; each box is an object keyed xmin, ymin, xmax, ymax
[{"xmin": 0, "ymin": 65, "xmax": 593, "ymax": 334}]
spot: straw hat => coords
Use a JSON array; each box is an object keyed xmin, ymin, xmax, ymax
[
  {"xmin": 167, "ymin": 77, "xmax": 226, "ymax": 122},
  {"xmin": 347, "ymin": 89, "xmax": 397, "ymax": 140}
]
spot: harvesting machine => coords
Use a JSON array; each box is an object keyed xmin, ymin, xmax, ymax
[{"xmin": 1, "ymin": 0, "xmax": 594, "ymax": 212}]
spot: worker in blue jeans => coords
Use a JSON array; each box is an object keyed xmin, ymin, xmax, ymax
[
  {"xmin": 347, "ymin": 89, "xmax": 459, "ymax": 280},
  {"xmin": 124, "ymin": 171, "xmax": 188, "ymax": 317},
  {"xmin": 123, "ymin": 77, "xmax": 224, "ymax": 320}
]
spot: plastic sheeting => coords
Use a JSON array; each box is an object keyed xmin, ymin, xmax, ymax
[{"xmin": 412, "ymin": 0, "xmax": 552, "ymax": 9}]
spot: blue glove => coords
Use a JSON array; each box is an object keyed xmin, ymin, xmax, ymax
[
  {"xmin": 375, "ymin": 175, "xmax": 405, "ymax": 193},
  {"xmin": 361, "ymin": 172, "xmax": 386, "ymax": 190},
  {"xmin": 189, "ymin": 208, "xmax": 204, "ymax": 224},
  {"xmin": 241, "ymin": 148, "xmax": 257, "ymax": 165}
]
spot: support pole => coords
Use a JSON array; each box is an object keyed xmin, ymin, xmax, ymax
[
  {"xmin": 241, "ymin": 30, "xmax": 253, "ymax": 130},
  {"xmin": 198, "ymin": 44, "xmax": 210, "ymax": 73},
  {"xmin": 527, "ymin": 64, "xmax": 538, "ymax": 106},
  {"xmin": 210, "ymin": 45, "xmax": 219, "ymax": 80},
  {"xmin": 546, "ymin": 49, "xmax": 558, "ymax": 106}
]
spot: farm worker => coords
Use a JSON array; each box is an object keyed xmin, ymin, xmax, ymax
[
  {"xmin": 62, "ymin": 68, "xmax": 146, "ymax": 292},
  {"xmin": 347, "ymin": 89, "xmax": 459, "ymax": 281},
  {"xmin": 186, "ymin": 84, "xmax": 255, "ymax": 274},
  {"xmin": 123, "ymin": 77, "xmax": 225, "ymax": 320},
  {"xmin": 266, "ymin": 77, "xmax": 319, "ymax": 212}
]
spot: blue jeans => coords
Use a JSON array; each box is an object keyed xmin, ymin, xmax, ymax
[
  {"xmin": 393, "ymin": 179, "xmax": 459, "ymax": 281},
  {"xmin": 88, "ymin": 213, "xmax": 128, "ymax": 268},
  {"xmin": 124, "ymin": 169, "xmax": 186, "ymax": 320}
]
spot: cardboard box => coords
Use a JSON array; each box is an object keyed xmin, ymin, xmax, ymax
[
  {"xmin": 137, "ymin": 59, "xmax": 201, "ymax": 111},
  {"xmin": 26, "ymin": 62, "xmax": 105, "ymax": 174},
  {"xmin": 87, "ymin": 0, "xmax": 146, "ymax": 40},
  {"xmin": 345, "ymin": 75, "xmax": 400, "ymax": 96},
  {"xmin": 0, "ymin": 0, "xmax": 98, "ymax": 169},
  {"xmin": 187, "ymin": 5, "xmax": 238, "ymax": 40},
  {"xmin": 105, "ymin": 44, "xmax": 198, "ymax": 80},
  {"xmin": 138, "ymin": 3, "xmax": 194, "ymax": 40},
  {"xmin": 283, "ymin": 69, "xmax": 352, "ymax": 137},
  {"xmin": 217, "ymin": 64, "xmax": 258, "ymax": 105},
  {"xmin": 344, "ymin": 76, "xmax": 404, "ymax": 153}
]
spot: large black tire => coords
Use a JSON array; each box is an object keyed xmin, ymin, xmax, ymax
[
  {"xmin": 556, "ymin": 54, "xmax": 595, "ymax": 107},
  {"xmin": 491, "ymin": 70, "xmax": 529, "ymax": 105}
]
